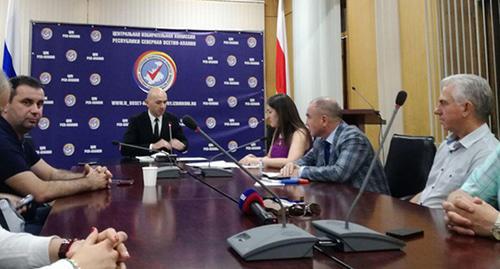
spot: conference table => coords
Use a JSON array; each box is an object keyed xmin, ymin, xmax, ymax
[{"xmin": 41, "ymin": 161, "xmax": 500, "ymax": 269}]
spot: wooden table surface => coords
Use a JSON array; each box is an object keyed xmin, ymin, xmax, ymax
[{"xmin": 42, "ymin": 162, "xmax": 500, "ymax": 269}]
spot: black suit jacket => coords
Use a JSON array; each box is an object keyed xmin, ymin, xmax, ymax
[{"xmin": 121, "ymin": 111, "xmax": 188, "ymax": 156}]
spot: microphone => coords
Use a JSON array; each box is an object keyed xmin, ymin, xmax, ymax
[
  {"xmin": 112, "ymin": 140, "xmax": 173, "ymax": 157},
  {"xmin": 239, "ymin": 189, "xmax": 277, "ymax": 225},
  {"xmin": 112, "ymin": 140, "xmax": 180, "ymax": 178},
  {"xmin": 312, "ymin": 91, "xmax": 408, "ymax": 252},
  {"xmin": 182, "ymin": 115, "xmax": 316, "ymax": 261},
  {"xmin": 351, "ymin": 86, "xmax": 383, "ymax": 119}
]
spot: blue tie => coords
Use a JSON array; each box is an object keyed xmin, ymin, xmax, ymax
[{"xmin": 323, "ymin": 140, "xmax": 330, "ymax": 164}]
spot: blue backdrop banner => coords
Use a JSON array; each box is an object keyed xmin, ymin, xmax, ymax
[{"xmin": 30, "ymin": 22, "xmax": 265, "ymax": 168}]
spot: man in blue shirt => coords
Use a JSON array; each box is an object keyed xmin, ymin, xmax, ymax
[{"xmin": 280, "ymin": 97, "xmax": 390, "ymax": 194}]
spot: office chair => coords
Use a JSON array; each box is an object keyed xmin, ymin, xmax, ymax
[{"xmin": 384, "ymin": 134, "xmax": 436, "ymax": 200}]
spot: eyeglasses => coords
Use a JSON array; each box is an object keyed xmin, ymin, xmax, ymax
[{"xmin": 287, "ymin": 203, "xmax": 321, "ymax": 217}]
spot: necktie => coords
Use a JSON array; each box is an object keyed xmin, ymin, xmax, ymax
[
  {"xmin": 153, "ymin": 118, "xmax": 159, "ymax": 139},
  {"xmin": 323, "ymin": 140, "xmax": 331, "ymax": 164}
]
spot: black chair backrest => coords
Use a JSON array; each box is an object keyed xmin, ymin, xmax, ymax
[{"xmin": 385, "ymin": 134, "xmax": 437, "ymax": 198}]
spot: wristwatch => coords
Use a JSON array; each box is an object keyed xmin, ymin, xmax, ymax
[
  {"xmin": 58, "ymin": 239, "xmax": 76, "ymax": 259},
  {"xmin": 491, "ymin": 214, "xmax": 500, "ymax": 240}
]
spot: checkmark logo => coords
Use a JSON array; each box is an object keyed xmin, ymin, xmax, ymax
[{"xmin": 147, "ymin": 63, "xmax": 163, "ymax": 81}]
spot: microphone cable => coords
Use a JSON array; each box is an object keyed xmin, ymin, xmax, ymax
[
  {"xmin": 181, "ymin": 165, "xmax": 238, "ymax": 204},
  {"xmin": 313, "ymin": 244, "xmax": 354, "ymax": 269}
]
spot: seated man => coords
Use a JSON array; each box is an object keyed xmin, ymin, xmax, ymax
[
  {"xmin": 280, "ymin": 97, "xmax": 390, "ymax": 194},
  {"xmin": 411, "ymin": 74, "xmax": 498, "ymax": 208},
  {"xmin": 120, "ymin": 87, "xmax": 188, "ymax": 156},
  {"xmin": 0, "ymin": 226, "xmax": 129, "ymax": 268},
  {"xmin": 0, "ymin": 75, "xmax": 111, "ymax": 233},
  {"xmin": 443, "ymin": 144, "xmax": 500, "ymax": 240}
]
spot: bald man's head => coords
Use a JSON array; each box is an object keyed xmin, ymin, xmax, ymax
[{"xmin": 145, "ymin": 88, "xmax": 167, "ymax": 117}]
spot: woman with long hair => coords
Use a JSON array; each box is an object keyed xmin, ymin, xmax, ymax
[{"xmin": 239, "ymin": 94, "xmax": 311, "ymax": 168}]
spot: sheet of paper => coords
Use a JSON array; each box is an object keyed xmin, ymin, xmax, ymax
[
  {"xmin": 253, "ymin": 178, "xmax": 284, "ymax": 187},
  {"xmin": 136, "ymin": 156, "xmax": 154, "ymax": 163},
  {"xmin": 177, "ymin": 157, "xmax": 207, "ymax": 162},
  {"xmin": 186, "ymin": 160, "xmax": 239, "ymax": 169}
]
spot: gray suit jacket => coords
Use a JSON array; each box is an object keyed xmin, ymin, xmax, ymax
[{"xmin": 297, "ymin": 122, "xmax": 390, "ymax": 194}]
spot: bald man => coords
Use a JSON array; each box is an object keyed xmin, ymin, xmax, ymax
[
  {"xmin": 121, "ymin": 88, "xmax": 188, "ymax": 156},
  {"xmin": 281, "ymin": 97, "xmax": 390, "ymax": 194}
]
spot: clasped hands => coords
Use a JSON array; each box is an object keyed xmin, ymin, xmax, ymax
[
  {"xmin": 66, "ymin": 227, "xmax": 129, "ymax": 269},
  {"xmin": 442, "ymin": 191, "xmax": 498, "ymax": 237},
  {"xmin": 83, "ymin": 164, "xmax": 113, "ymax": 189},
  {"xmin": 152, "ymin": 138, "xmax": 185, "ymax": 151}
]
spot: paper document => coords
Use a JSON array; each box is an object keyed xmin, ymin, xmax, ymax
[
  {"xmin": 186, "ymin": 160, "xmax": 239, "ymax": 169},
  {"xmin": 254, "ymin": 178, "xmax": 285, "ymax": 187},
  {"xmin": 136, "ymin": 156, "xmax": 154, "ymax": 163},
  {"xmin": 177, "ymin": 157, "xmax": 207, "ymax": 162}
]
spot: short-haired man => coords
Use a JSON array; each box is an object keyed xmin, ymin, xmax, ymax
[
  {"xmin": 121, "ymin": 87, "xmax": 188, "ymax": 156},
  {"xmin": 281, "ymin": 97, "xmax": 390, "ymax": 194},
  {"xmin": 0, "ymin": 75, "xmax": 111, "ymax": 203},
  {"xmin": 411, "ymin": 74, "xmax": 498, "ymax": 208},
  {"xmin": 443, "ymin": 145, "xmax": 500, "ymax": 240}
]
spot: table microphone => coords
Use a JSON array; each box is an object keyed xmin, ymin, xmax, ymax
[
  {"xmin": 112, "ymin": 140, "xmax": 179, "ymax": 178},
  {"xmin": 239, "ymin": 189, "xmax": 277, "ymax": 225},
  {"xmin": 182, "ymin": 115, "xmax": 317, "ymax": 261},
  {"xmin": 312, "ymin": 90, "xmax": 408, "ymax": 252},
  {"xmin": 112, "ymin": 140, "xmax": 175, "ymax": 159}
]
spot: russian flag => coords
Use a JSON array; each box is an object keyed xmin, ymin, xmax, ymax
[
  {"xmin": 275, "ymin": 0, "xmax": 289, "ymax": 94},
  {"xmin": 3, "ymin": 0, "xmax": 19, "ymax": 78}
]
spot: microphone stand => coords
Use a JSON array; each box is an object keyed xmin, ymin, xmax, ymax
[
  {"xmin": 312, "ymin": 91, "xmax": 408, "ymax": 252},
  {"xmin": 182, "ymin": 116, "xmax": 317, "ymax": 261}
]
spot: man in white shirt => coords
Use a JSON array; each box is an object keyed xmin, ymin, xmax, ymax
[
  {"xmin": 411, "ymin": 74, "xmax": 499, "ymax": 208},
  {"xmin": 0, "ymin": 225, "xmax": 129, "ymax": 269}
]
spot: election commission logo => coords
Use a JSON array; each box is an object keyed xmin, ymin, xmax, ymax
[
  {"xmin": 39, "ymin": 72, "xmax": 52, "ymax": 85},
  {"xmin": 90, "ymin": 30, "xmax": 102, "ymax": 42},
  {"xmin": 205, "ymin": 76, "xmax": 216, "ymax": 88},
  {"xmin": 89, "ymin": 73, "xmax": 101, "ymax": 86},
  {"xmin": 205, "ymin": 117, "xmax": 216, "ymax": 129},
  {"xmin": 247, "ymin": 77, "xmax": 258, "ymax": 88},
  {"xmin": 247, "ymin": 37, "xmax": 257, "ymax": 48},
  {"xmin": 228, "ymin": 140, "xmax": 238, "ymax": 151},
  {"xmin": 133, "ymin": 50, "xmax": 177, "ymax": 93},
  {"xmin": 66, "ymin": 49, "xmax": 78, "ymax": 62},
  {"xmin": 88, "ymin": 117, "xmax": 100, "ymax": 130},
  {"xmin": 64, "ymin": 94, "xmax": 77, "ymax": 107},
  {"xmin": 248, "ymin": 117, "xmax": 259, "ymax": 128},
  {"xmin": 227, "ymin": 96, "xmax": 238, "ymax": 108},
  {"xmin": 38, "ymin": 117, "xmax": 50, "ymax": 130},
  {"xmin": 205, "ymin": 35, "xmax": 216, "ymax": 46},
  {"xmin": 41, "ymin": 28, "xmax": 53, "ymax": 40},
  {"xmin": 227, "ymin": 55, "xmax": 237, "ymax": 67},
  {"xmin": 63, "ymin": 143, "xmax": 75, "ymax": 156}
]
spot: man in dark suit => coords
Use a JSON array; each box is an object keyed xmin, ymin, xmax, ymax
[{"xmin": 121, "ymin": 87, "xmax": 188, "ymax": 156}]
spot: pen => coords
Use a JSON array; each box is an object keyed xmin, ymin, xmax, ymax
[{"xmin": 281, "ymin": 179, "xmax": 309, "ymax": 185}]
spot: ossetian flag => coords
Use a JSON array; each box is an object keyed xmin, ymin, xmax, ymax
[
  {"xmin": 275, "ymin": 0, "xmax": 289, "ymax": 94},
  {"xmin": 3, "ymin": 0, "xmax": 19, "ymax": 78}
]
